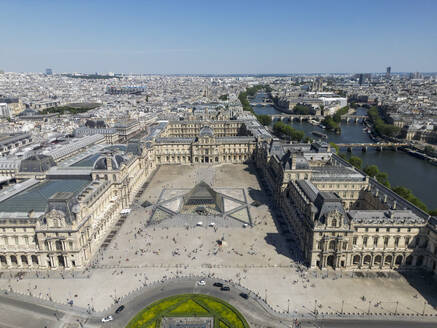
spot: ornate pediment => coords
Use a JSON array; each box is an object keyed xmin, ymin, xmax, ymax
[
  {"xmin": 44, "ymin": 209, "xmax": 66, "ymax": 228},
  {"xmin": 326, "ymin": 209, "xmax": 343, "ymax": 228}
]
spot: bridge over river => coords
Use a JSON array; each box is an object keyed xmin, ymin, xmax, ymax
[
  {"xmin": 336, "ymin": 142, "xmax": 409, "ymax": 152},
  {"xmin": 270, "ymin": 113, "xmax": 367, "ymax": 123}
]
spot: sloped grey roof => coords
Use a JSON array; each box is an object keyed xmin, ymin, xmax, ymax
[
  {"xmin": 313, "ymin": 191, "xmax": 347, "ymax": 225},
  {"xmin": 311, "ymin": 166, "xmax": 364, "ymax": 181},
  {"xmin": 280, "ymin": 151, "xmax": 310, "ymax": 170},
  {"xmin": 296, "ymin": 180, "xmax": 319, "ymax": 202},
  {"xmin": 19, "ymin": 154, "xmax": 56, "ymax": 173}
]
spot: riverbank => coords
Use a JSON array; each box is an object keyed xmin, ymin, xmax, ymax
[{"xmin": 250, "ymin": 92, "xmax": 437, "ymax": 209}]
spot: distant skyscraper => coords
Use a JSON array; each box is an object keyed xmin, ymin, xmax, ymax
[
  {"xmin": 45, "ymin": 68, "xmax": 53, "ymax": 75},
  {"xmin": 358, "ymin": 74, "xmax": 364, "ymax": 86},
  {"xmin": 386, "ymin": 66, "xmax": 391, "ymax": 78}
]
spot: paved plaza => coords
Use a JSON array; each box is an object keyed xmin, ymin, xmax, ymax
[{"xmin": 0, "ymin": 164, "xmax": 436, "ymax": 319}]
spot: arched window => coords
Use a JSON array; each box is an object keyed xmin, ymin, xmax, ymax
[
  {"xmin": 318, "ymin": 240, "xmax": 324, "ymax": 250},
  {"xmin": 353, "ymin": 255, "xmax": 360, "ymax": 265},
  {"xmin": 363, "ymin": 255, "xmax": 371, "ymax": 265},
  {"xmin": 384, "ymin": 255, "xmax": 392, "ymax": 266},
  {"xmin": 374, "ymin": 255, "xmax": 382, "ymax": 265},
  {"xmin": 328, "ymin": 240, "xmax": 336, "ymax": 250},
  {"xmin": 332, "ymin": 219, "xmax": 337, "ymax": 227},
  {"xmin": 10, "ymin": 255, "xmax": 18, "ymax": 266},
  {"xmin": 31, "ymin": 255, "xmax": 39, "ymax": 265},
  {"xmin": 21, "ymin": 255, "xmax": 28, "ymax": 265}
]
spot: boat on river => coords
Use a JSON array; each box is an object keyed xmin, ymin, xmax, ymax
[{"xmin": 312, "ymin": 131, "xmax": 328, "ymax": 139}]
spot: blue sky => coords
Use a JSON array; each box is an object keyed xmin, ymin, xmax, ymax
[{"xmin": 1, "ymin": 0, "xmax": 436, "ymax": 73}]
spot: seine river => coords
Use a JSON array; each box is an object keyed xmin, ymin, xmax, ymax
[{"xmin": 251, "ymin": 93, "xmax": 437, "ymax": 210}]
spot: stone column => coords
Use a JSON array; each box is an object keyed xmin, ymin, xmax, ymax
[
  {"xmin": 6, "ymin": 255, "xmax": 12, "ymax": 268},
  {"xmin": 17, "ymin": 255, "xmax": 23, "ymax": 267}
]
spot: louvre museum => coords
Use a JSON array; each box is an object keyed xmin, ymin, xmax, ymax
[{"xmin": 0, "ymin": 110, "xmax": 436, "ymax": 279}]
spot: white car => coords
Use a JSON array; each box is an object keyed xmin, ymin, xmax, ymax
[
  {"xmin": 197, "ymin": 280, "xmax": 206, "ymax": 286},
  {"xmin": 101, "ymin": 315, "xmax": 113, "ymax": 323},
  {"xmin": 209, "ymin": 222, "xmax": 216, "ymax": 227}
]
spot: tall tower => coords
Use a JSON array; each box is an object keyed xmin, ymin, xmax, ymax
[{"xmin": 386, "ymin": 66, "xmax": 391, "ymax": 78}]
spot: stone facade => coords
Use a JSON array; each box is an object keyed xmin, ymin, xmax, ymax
[
  {"xmin": 0, "ymin": 146, "xmax": 154, "ymax": 270},
  {"xmin": 1, "ymin": 112, "xmax": 436, "ymax": 279},
  {"xmin": 255, "ymin": 139, "xmax": 437, "ymax": 277}
]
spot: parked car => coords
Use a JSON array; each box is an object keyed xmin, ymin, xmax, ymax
[
  {"xmin": 197, "ymin": 280, "xmax": 206, "ymax": 286},
  {"xmin": 213, "ymin": 282, "xmax": 223, "ymax": 288},
  {"xmin": 220, "ymin": 286, "xmax": 230, "ymax": 291},
  {"xmin": 115, "ymin": 305, "xmax": 125, "ymax": 313},
  {"xmin": 101, "ymin": 315, "xmax": 113, "ymax": 323},
  {"xmin": 239, "ymin": 293, "xmax": 249, "ymax": 299}
]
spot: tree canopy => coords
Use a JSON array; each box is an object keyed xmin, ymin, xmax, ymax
[
  {"xmin": 348, "ymin": 156, "xmax": 362, "ymax": 169},
  {"xmin": 273, "ymin": 121, "xmax": 305, "ymax": 141},
  {"xmin": 256, "ymin": 114, "xmax": 272, "ymax": 126},
  {"xmin": 367, "ymin": 107, "xmax": 400, "ymax": 137}
]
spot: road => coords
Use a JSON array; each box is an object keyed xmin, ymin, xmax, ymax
[
  {"xmin": 96, "ymin": 277, "xmax": 290, "ymax": 328},
  {"xmin": 0, "ymin": 277, "xmax": 436, "ymax": 328},
  {"xmin": 304, "ymin": 319, "xmax": 437, "ymax": 328},
  {"xmin": 0, "ymin": 293, "xmax": 94, "ymax": 328}
]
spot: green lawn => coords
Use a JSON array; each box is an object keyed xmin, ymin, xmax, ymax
[{"xmin": 126, "ymin": 294, "xmax": 249, "ymax": 328}]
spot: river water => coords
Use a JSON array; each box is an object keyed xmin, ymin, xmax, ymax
[{"xmin": 251, "ymin": 92, "xmax": 437, "ymax": 210}]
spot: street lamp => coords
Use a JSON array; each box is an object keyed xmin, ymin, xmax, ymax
[{"xmin": 288, "ymin": 299, "xmax": 290, "ymax": 314}]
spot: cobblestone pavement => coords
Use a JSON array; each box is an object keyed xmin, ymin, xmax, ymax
[{"xmin": 0, "ymin": 164, "xmax": 436, "ymax": 318}]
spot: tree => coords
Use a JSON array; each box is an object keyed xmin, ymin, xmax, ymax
[
  {"xmin": 256, "ymin": 114, "xmax": 272, "ymax": 126},
  {"xmin": 364, "ymin": 165, "xmax": 379, "ymax": 177},
  {"xmin": 367, "ymin": 106, "xmax": 400, "ymax": 137},
  {"xmin": 392, "ymin": 186, "xmax": 411, "ymax": 199},
  {"xmin": 322, "ymin": 115, "xmax": 340, "ymax": 133},
  {"xmin": 333, "ymin": 106, "xmax": 349, "ymax": 123},
  {"xmin": 329, "ymin": 142, "xmax": 339, "ymax": 154},
  {"xmin": 392, "ymin": 186, "xmax": 427, "ymax": 212},
  {"xmin": 429, "ymin": 209, "xmax": 437, "ymax": 216},
  {"xmin": 293, "ymin": 104, "xmax": 312, "ymax": 115},
  {"xmin": 273, "ymin": 121, "xmax": 305, "ymax": 141},
  {"xmin": 376, "ymin": 171, "xmax": 390, "ymax": 188},
  {"xmin": 348, "ymin": 156, "xmax": 362, "ymax": 169}
]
